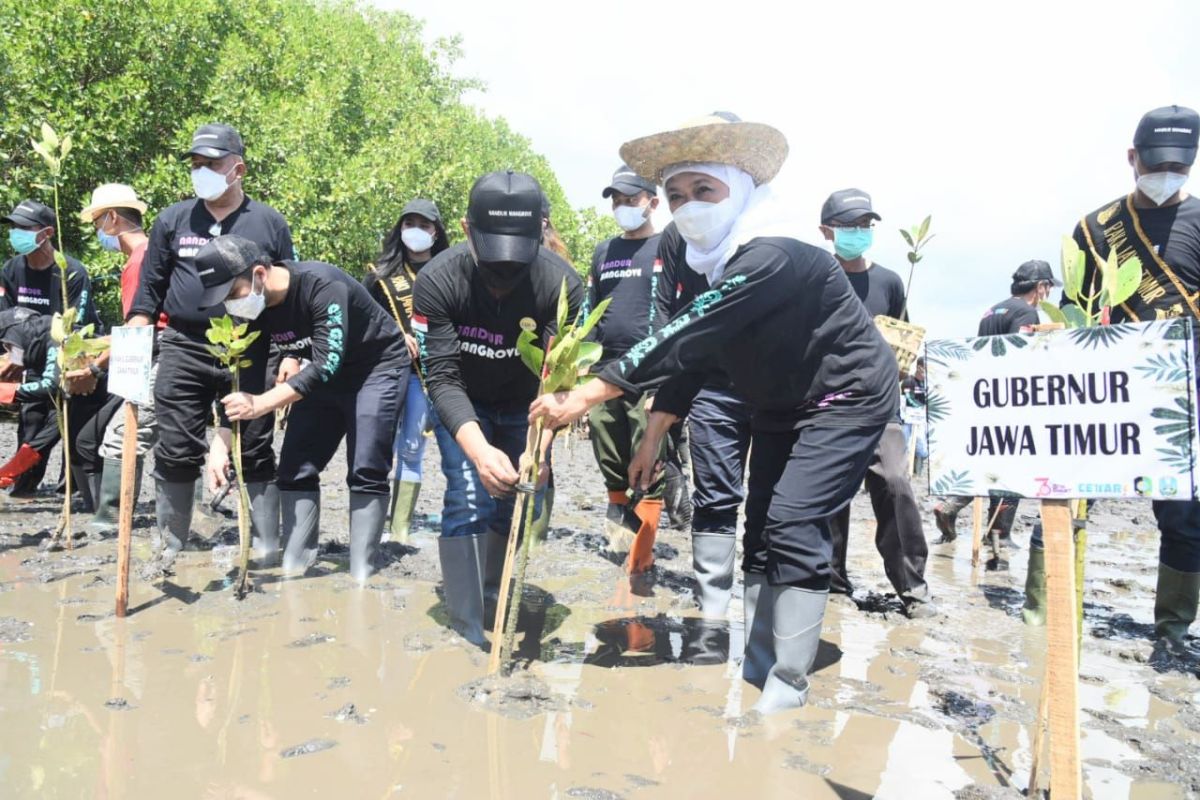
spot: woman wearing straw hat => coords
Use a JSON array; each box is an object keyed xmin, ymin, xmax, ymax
[{"xmin": 530, "ymin": 113, "xmax": 899, "ymax": 713}]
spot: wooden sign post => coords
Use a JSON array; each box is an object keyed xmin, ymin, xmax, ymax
[
  {"xmin": 1038, "ymin": 498, "xmax": 1080, "ymax": 797},
  {"xmin": 115, "ymin": 404, "xmax": 138, "ymax": 618}
]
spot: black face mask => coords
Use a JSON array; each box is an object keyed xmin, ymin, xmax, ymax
[{"xmin": 477, "ymin": 260, "xmax": 529, "ymax": 294}]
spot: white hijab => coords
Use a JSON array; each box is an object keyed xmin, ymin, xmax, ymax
[{"xmin": 663, "ymin": 162, "xmax": 800, "ymax": 284}]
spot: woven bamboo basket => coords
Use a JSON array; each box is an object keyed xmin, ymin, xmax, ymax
[{"xmin": 874, "ymin": 315, "xmax": 926, "ymax": 374}]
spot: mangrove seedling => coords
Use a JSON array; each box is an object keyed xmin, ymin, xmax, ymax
[
  {"xmin": 205, "ymin": 315, "xmax": 261, "ymax": 598},
  {"xmin": 1039, "ymin": 235, "xmax": 1141, "ymax": 328},
  {"xmin": 898, "ymin": 215, "xmax": 934, "ymax": 319}
]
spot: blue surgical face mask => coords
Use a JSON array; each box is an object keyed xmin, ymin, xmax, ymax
[
  {"xmin": 9, "ymin": 228, "xmax": 41, "ymax": 256},
  {"xmin": 833, "ymin": 227, "xmax": 873, "ymax": 260},
  {"xmin": 96, "ymin": 227, "xmax": 121, "ymax": 252}
]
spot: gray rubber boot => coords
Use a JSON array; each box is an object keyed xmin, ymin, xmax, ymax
[
  {"xmin": 154, "ymin": 479, "xmax": 196, "ymax": 569},
  {"xmin": 281, "ymin": 490, "xmax": 321, "ymax": 575},
  {"xmin": 72, "ymin": 464, "xmax": 98, "ymax": 514},
  {"xmin": 742, "ymin": 572, "xmax": 775, "ymax": 687},
  {"xmin": 1155, "ymin": 562, "xmax": 1200, "ymax": 649},
  {"xmin": 752, "ymin": 586, "xmax": 828, "ymax": 715},
  {"xmin": 483, "ymin": 529, "xmax": 509, "ymax": 614},
  {"xmin": 89, "ymin": 457, "xmax": 124, "ymax": 532},
  {"xmin": 438, "ymin": 534, "xmax": 487, "ymax": 647},
  {"xmin": 693, "ymin": 532, "xmax": 736, "ymax": 618},
  {"xmin": 349, "ymin": 492, "xmax": 387, "ymax": 583},
  {"xmin": 247, "ymin": 482, "xmax": 281, "ymax": 566}
]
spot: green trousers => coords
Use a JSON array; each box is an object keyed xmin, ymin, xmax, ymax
[{"xmin": 588, "ymin": 395, "xmax": 665, "ymax": 499}]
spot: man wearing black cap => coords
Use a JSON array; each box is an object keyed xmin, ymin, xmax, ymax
[
  {"xmin": 127, "ymin": 122, "xmax": 294, "ymax": 572},
  {"xmin": 412, "ymin": 170, "xmax": 583, "ymax": 645},
  {"xmin": 932, "ymin": 260, "xmax": 1058, "ymax": 551},
  {"xmin": 194, "ymin": 236, "xmax": 409, "ymax": 581},
  {"xmin": 818, "ymin": 188, "xmax": 933, "ymax": 618},
  {"xmin": 585, "ymin": 165, "xmax": 667, "ymax": 575},
  {"xmin": 0, "ymin": 198, "xmax": 102, "ymax": 497},
  {"xmin": 1057, "ymin": 104, "xmax": 1200, "ymax": 652}
]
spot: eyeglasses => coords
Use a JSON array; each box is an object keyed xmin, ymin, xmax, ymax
[{"xmin": 828, "ymin": 221, "xmax": 876, "ymax": 230}]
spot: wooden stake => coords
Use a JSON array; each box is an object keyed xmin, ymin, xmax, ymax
[
  {"xmin": 1027, "ymin": 662, "xmax": 1050, "ymax": 797},
  {"xmin": 486, "ymin": 424, "xmax": 538, "ymax": 675},
  {"xmin": 970, "ymin": 497, "xmax": 984, "ymax": 566},
  {"xmin": 1039, "ymin": 498, "xmax": 1081, "ymax": 798},
  {"xmin": 115, "ymin": 404, "xmax": 138, "ymax": 618}
]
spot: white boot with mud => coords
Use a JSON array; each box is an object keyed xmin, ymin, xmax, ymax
[
  {"xmin": 742, "ymin": 572, "xmax": 775, "ymax": 687},
  {"xmin": 348, "ymin": 492, "xmax": 387, "ymax": 582},
  {"xmin": 693, "ymin": 532, "xmax": 736, "ymax": 618},
  {"xmin": 281, "ymin": 490, "xmax": 321, "ymax": 574},
  {"xmin": 247, "ymin": 482, "xmax": 281, "ymax": 566},
  {"xmin": 437, "ymin": 534, "xmax": 487, "ymax": 647},
  {"xmin": 752, "ymin": 586, "xmax": 828, "ymax": 715},
  {"xmin": 154, "ymin": 479, "xmax": 196, "ymax": 572}
]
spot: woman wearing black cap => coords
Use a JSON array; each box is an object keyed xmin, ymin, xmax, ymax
[
  {"xmin": 530, "ymin": 114, "xmax": 899, "ymax": 714},
  {"xmin": 364, "ymin": 199, "xmax": 450, "ymax": 542}
]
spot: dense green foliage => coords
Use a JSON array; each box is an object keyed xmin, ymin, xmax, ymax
[{"xmin": 0, "ymin": 0, "xmax": 616, "ymax": 323}]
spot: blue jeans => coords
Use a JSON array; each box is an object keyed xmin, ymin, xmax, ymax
[
  {"xmin": 901, "ymin": 421, "xmax": 928, "ymax": 459},
  {"xmin": 433, "ymin": 403, "xmax": 544, "ymax": 539},
  {"xmin": 394, "ymin": 373, "xmax": 431, "ymax": 483}
]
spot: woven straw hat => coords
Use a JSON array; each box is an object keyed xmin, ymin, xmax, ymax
[{"xmin": 619, "ymin": 112, "xmax": 788, "ymax": 187}]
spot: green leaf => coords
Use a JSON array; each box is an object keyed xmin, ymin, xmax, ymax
[
  {"xmin": 1099, "ymin": 248, "xmax": 1120, "ymax": 302},
  {"xmin": 50, "ymin": 313, "xmax": 66, "ymax": 344},
  {"xmin": 575, "ymin": 341, "xmax": 603, "ymax": 372},
  {"xmin": 205, "ymin": 345, "xmax": 224, "ymax": 360},
  {"xmin": 1112, "ymin": 255, "xmax": 1142, "ymax": 307},
  {"xmin": 206, "ymin": 327, "xmax": 225, "ymax": 345},
  {"xmin": 899, "ymin": 229, "xmax": 914, "ymax": 248},
  {"xmin": 573, "ymin": 297, "xmax": 611, "ymax": 341},
  {"xmin": 53, "ymin": 251, "xmax": 68, "ymax": 272},
  {"xmin": 917, "ymin": 215, "xmax": 931, "ymax": 243},
  {"xmin": 59, "ymin": 135, "xmax": 72, "ymax": 160},
  {"xmin": 31, "ymin": 139, "xmax": 54, "ymax": 166},
  {"xmin": 1039, "ymin": 302, "xmax": 1067, "ymax": 325},
  {"xmin": 1060, "ymin": 303, "xmax": 1088, "ymax": 329},
  {"xmin": 1061, "ymin": 236, "xmax": 1085, "ymax": 302},
  {"xmin": 907, "ymin": 252, "xmax": 919, "ymax": 264},
  {"xmin": 555, "ymin": 278, "xmax": 569, "ymax": 336},
  {"xmin": 239, "ymin": 359, "xmax": 253, "ymax": 369},
  {"xmin": 40, "ymin": 122, "xmax": 58, "ymax": 151},
  {"xmin": 516, "ymin": 329, "xmax": 544, "ymax": 377}
]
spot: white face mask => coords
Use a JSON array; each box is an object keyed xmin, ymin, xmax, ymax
[
  {"xmin": 1137, "ymin": 171, "xmax": 1189, "ymax": 206},
  {"xmin": 400, "ymin": 227, "xmax": 435, "ymax": 254},
  {"xmin": 6, "ymin": 346, "xmax": 23, "ymax": 367},
  {"xmin": 672, "ymin": 198, "xmax": 739, "ymax": 251},
  {"xmin": 224, "ymin": 274, "xmax": 266, "ymax": 320},
  {"xmin": 613, "ymin": 204, "xmax": 649, "ymax": 232},
  {"xmin": 192, "ymin": 165, "xmax": 236, "ymax": 202}
]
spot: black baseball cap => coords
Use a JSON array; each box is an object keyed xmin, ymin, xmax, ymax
[
  {"xmin": 466, "ymin": 170, "xmax": 543, "ymax": 264},
  {"xmin": 399, "ymin": 198, "xmax": 442, "ymax": 225},
  {"xmin": 1, "ymin": 199, "xmax": 57, "ymax": 230},
  {"xmin": 1012, "ymin": 259, "xmax": 1061, "ymax": 287},
  {"xmin": 1134, "ymin": 105, "xmax": 1199, "ymax": 167},
  {"xmin": 821, "ymin": 188, "xmax": 881, "ymax": 225},
  {"xmin": 195, "ymin": 235, "xmax": 269, "ymax": 310},
  {"xmin": 602, "ymin": 164, "xmax": 657, "ymax": 199},
  {"xmin": 184, "ymin": 123, "xmax": 246, "ymax": 159}
]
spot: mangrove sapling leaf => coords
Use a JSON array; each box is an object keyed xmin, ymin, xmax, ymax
[
  {"xmin": 205, "ymin": 315, "xmax": 262, "ymax": 599},
  {"xmin": 898, "ymin": 216, "xmax": 934, "ymax": 319},
  {"xmin": 517, "ymin": 329, "xmax": 544, "ymax": 377},
  {"xmin": 1112, "ymin": 255, "xmax": 1143, "ymax": 307},
  {"xmin": 1039, "ymin": 302, "xmax": 1068, "ymax": 326},
  {"xmin": 1059, "ymin": 304, "xmax": 1090, "ymax": 329},
  {"xmin": 1061, "ymin": 236, "xmax": 1086, "ymax": 303},
  {"xmin": 556, "ymin": 278, "xmax": 570, "ymax": 337}
]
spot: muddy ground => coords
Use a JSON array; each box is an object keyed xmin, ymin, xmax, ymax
[{"xmin": 0, "ymin": 421, "xmax": 1198, "ymax": 799}]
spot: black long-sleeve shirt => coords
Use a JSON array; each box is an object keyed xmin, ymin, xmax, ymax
[
  {"xmin": 258, "ymin": 261, "xmax": 409, "ymax": 397},
  {"xmin": 412, "ymin": 243, "xmax": 584, "ymax": 437},
  {"xmin": 4, "ymin": 315, "xmax": 59, "ymax": 402},
  {"xmin": 129, "ymin": 196, "xmax": 294, "ymax": 331},
  {"xmin": 0, "ymin": 253, "xmax": 102, "ymax": 330},
  {"xmin": 601, "ymin": 237, "xmax": 899, "ymax": 431},
  {"xmin": 583, "ymin": 233, "xmax": 662, "ymax": 369}
]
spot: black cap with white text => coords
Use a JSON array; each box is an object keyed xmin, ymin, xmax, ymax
[
  {"xmin": 466, "ymin": 170, "xmax": 543, "ymax": 264},
  {"xmin": 1134, "ymin": 105, "xmax": 1199, "ymax": 167}
]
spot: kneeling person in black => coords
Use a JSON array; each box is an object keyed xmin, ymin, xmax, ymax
[{"xmin": 196, "ymin": 236, "xmax": 410, "ymax": 582}]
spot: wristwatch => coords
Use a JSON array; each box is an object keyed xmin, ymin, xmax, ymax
[{"xmin": 87, "ymin": 363, "xmax": 107, "ymax": 379}]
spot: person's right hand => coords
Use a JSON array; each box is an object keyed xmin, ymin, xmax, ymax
[
  {"xmin": 126, "ymin": 314, "xmax": 152, "ymax": 328},
  {"xmin": 276, "ymin": 357, "xmax": 302, "ymax": 385},
  {"xmin": 405, "ymin": 334, "xmax": 419, "ymax": 361},
  {"xmin": 205, "ymin": 439, "xmax": 231, "ymax": 493},
  {"xmin": 0, "ymin": 361, "xmax": 21, "ymax": 382},
  {"xmin": 473, "ymin": 444, "xmax": 519, "ymax": 499},
  {"xmin": 628, "ymin": 436, "xmax": 664, "ymax": 494}
]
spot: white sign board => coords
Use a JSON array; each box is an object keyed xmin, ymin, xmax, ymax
[
  {"xmin": 925, "ymin": 319, "xmax": 1197, "ymax": 501},
  {"xmin": 107, "ymin": 326, "xmax": 154, "ymax": 405}
]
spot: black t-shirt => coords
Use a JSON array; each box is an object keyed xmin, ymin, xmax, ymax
[
  {"xmin": 0, "ymin": 253, "xmax": 102, "ymax": 329},
  {"xmin": 977, "ymin": 296, "xmax": 1039, "ymax": 336},
  {"xmin": 130, "ymin": 196, "xmax": 294, "ymax": 331},
  {"xmin": 412, "ymin": 242, "xmax": 584, "ymax": 437},
  {"xmin": 601, "ymin": 237, "xmax": 899, "ymax": 431},
  {"xmin": 260, "ymin": 261, "xmax": 409, "ymax": 397},
  {"xmin": 586, "ymin": 233, "xmax": 662, "ymax": 367},
  {"xmin": 844, "ymin": 262, "xmax": 906, "ymax": 319},
  {"xmin": 1071, "ymin": 194, "xmax": 1200, "ymax": 323}
]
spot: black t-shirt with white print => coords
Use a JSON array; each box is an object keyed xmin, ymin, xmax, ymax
[
  {"xmin": 586, "ymin": 233, "xmax": 662, "ymax": 368},
  {"xmin": 977, "ymin": 296, "xmax": 1040, "ymax": 336},
  {"xmin": 0, "ymin": 253, "xmax": 102, "ymax": 329},
  {"xmin": 259, "ymin": 261, "xmax": 409, "ymax": 397},
  {"xmin": 412, "ymin": 242, "xmax": 584, "ymax": 437},
  {"xmin": 130, "ymin": 196, "xmax": 294, "ymax": 331}
]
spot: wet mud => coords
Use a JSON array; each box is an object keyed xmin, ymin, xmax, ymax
[{"xmin": 0, "ymin": 424, "xmax": 1198, "ymax": 798}]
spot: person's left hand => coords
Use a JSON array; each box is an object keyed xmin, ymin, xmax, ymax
[
  {"xmin": 529, "ymin": 390, "xmax": 589, "ymax": 428},
  {"xmin": 0, "ymin": 360, "xmax": 21, "ymax": 382},
  {"xmin": 64, "ymin": 368, "xmax": 97, "ymax": 396},
  {"xmin": 405, "ymin": 334, "xmax": 419, "ymax": 361},
  {"xmin": 221, "ymin": 391, "xmax": 266, "ymax": 421},
  {"xmin": 518, "ymin": 451, "xmax": 552, "ymax": 489}
]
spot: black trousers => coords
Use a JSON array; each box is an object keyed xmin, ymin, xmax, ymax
[
  {"xmin": 16, "ymin": 391, "xmax": 111, "ymax": 480},
  {"xmin": 73, "ymin": 392, "xmax": 123, "ymax": 474},
  {"xmin": 688, "ymin": 388, "xmax": 752, "ymax": 536},
  {"xmin": 743, "ymin": 422, "xmax": 885, "ymax": 590},
  {"xmin": 828, "ymin": 422, "xmax": 929, "ymax": 596},
  {"xmin": 153, "ymin": 326, "xmax": 275, "ymax": 483},
  {"xmin": 277, "ymin": 365, "xmax": 406, "ymax": 495},
  {"xmin": 10, "ymin": 398, "xmax": 52, "ymax": 494}
]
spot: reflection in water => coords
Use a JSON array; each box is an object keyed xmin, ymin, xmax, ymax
[{"xmin": 585, "ymin": 614, "xmax": 730, "ymax": 668}]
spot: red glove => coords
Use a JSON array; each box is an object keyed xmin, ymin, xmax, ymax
[
  {"xmin": 0, "ymin": 383, "xmax": 16, "ymax": 405},
  {"xmin": 0, "ymin": 444, "xmax": 41, "ymax": 488}
]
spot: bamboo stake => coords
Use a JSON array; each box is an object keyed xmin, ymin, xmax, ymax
[
  {"xmin": 486, "ymin": 425, "xmax": 537, "ymax": 675},
  {"xmin": 1027, "ymin": 661, "xmax": 1051, "ymax": 797},
  {"xmin": 971, "ymin": 497, "xmax": 984, "ymax": 566},
  {"xmin": 115, "ymin": 404, "xmax": 138, "ymax": 617},
  {"xmin": 1039, "ymin": 498, "xmax": 1081, "ymax": 798}
]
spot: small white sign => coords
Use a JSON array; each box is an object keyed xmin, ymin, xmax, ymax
[
  {"xmin": 925, "ymin": 319, "xmax": 1198, "ymax": 501},
  {"xmin": 108, "ymin": 326, "xmax": 154, "ymax": 405}
]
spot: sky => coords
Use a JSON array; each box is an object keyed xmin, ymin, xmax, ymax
[{"xmin": 373, "ymin": 0, "xmax": 1200, "ymax": 337}]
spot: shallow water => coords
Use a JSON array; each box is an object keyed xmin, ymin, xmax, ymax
[{"xmin": 0, "ymin": 427, "xmax": 1197, "ymax": 799}]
